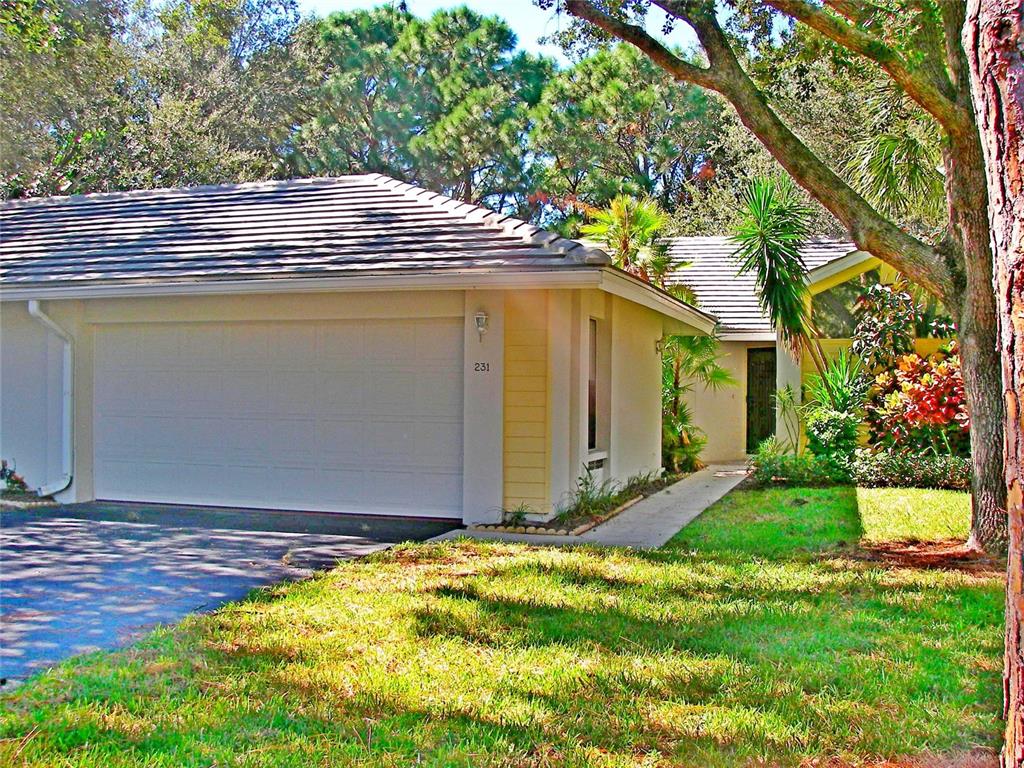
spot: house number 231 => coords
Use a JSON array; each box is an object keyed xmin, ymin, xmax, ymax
[{"xmin": 473, "ymin": 362, "xmax": 490, "ymax": 372}]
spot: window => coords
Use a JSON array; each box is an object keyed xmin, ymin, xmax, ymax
[
  {"xmin": 813, "ymin": 270, "xmax": 955, "ymax": 339},
  {"xmin": 588, "ymin": 318, "xmax": 598, "ymax": 451},
  {"xmin": 813, "ymin": 269, "xmax": 881, "ymax": 338}
]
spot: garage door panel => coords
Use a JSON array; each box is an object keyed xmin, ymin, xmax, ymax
[
  {"xmin": 211, "ymin": 463, "xmax": 268, "ymax": 503},
  {"xmin": 268, "ymin": 464, "xmax": 319, "ymax": 495},
  {"xmin": 98, "ymin": 459, "xmax": 182, "ymax": 498},
  {"xmin": 267, "ymin": 371, "xmax": 318, "ymax": 415},
  {"xmin": 416, "ymin": 471, "xmax": 463, "ymax": 510},
  {"xmin": 273, "ymin": 419, "xmax": 320, "ymax": 459},
  {"xmin": 310, "ymin": 468, "xmax": 366, "ymax": 505},
  {"xmin": 134, "ymin": 416, "xmax": 191, "ymax": 459},
  {"xmin": 317, "ymin": 372, "xmax": 364, "ymax": 413},
  {"xmin": 94, "ymin": 415, "xmax": 137, "ymax": 460},
  {"xmin": 95, "ymin": 372, "xmax": 141, "ymax": 415},
  {"xmin": 417, "ymin": 372, "xmax": 463, "ymax": 414},
  {"xmin": 415, "ymin": 322, "xmax": 465, "ymax": 365},
  {"xmin": 318, "ymin": 326, "xmax": 365, "ymax": 367},
  {"xmin": 95, "ymin": 326, "xmax": 139, "ymax": 369},
  {"xmin": 94, "ymin": 318, "xmax": 464, "ymax": 518},
  {"xmin": 179, "ymin": 325, "xmax": 225, "ymax": 366},
  {"xmin": 222, "ymin": 371, "xmax": 268, "ymax": 415},
  {"xmin": 369, "ymin": 469, "xmax": 419, "ymax": 507},
  {"xmin": 414, "ymin": 421, "xmax": 463, "ymax": 466},
  {"xmin": 365, "ymin": 420, "xmax": 416, "ymax": 463},
  {"xmin": 143, "ymin": 326, "xmax": 181, "ymax": 364},
  {"xmin": 177, "ymin": 371, "xmax": 224, "ymax": 411},
  {"xmin": 221, "ymin": 324, "xmax": 269, "ymax": 365},
  {"xmin": 134, "ymin": 374, "xmax": 178, "ymax": 414},
  {"xmin": 217, "ymin": 418, "xmax": 270, "ymax": 457},
  {"xmin": 270, "ymin": 326, "xmax": 317, "ymax": 370},
  {"xmin": 364, "ymin": 322, "xmax": 416, "ymax": 364},
  {"xmin": 178, "ymin": 417, "xmax": 231, "ymax": 458},
  {"xmin": 316, "ymin": 420, "xmax": 365, "ymax": 459},
  {"xmin": 366, "ymin": 373, "xmax": 417, "ymax": 415}
]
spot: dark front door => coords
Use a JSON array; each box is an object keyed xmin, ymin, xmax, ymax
[{"xmin": 746, "ymin": 348, "xmax": 777, "ymax": 452}]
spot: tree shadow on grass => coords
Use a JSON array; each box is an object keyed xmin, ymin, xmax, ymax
[{"xmin": 0, "ymin": 486, "xmax": 1004, "ymax": 767}]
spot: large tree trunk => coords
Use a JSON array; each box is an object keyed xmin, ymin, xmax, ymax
[
  {"xmin": 943, "ymin": 2, "xmax": 1009, "ymax": 553},
  {"xmin": 948, "ymin": 135, "xmax": 1010, "ymax": 551},
  {"xmin": 959, "ymin": 313, "xmax": 1011, "ymax": 552},
  {"xmin": 963, "ymin": 0, "xmax": 1024, "ymax": 763},
  {"xmin": 959, "ymin": 304, "xmax": 1010, "ymax": 552}
]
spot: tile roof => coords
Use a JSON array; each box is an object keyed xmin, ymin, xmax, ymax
[
  {"xmin": 665, "ymin": 236, "xmax": 857, "ymax": 336},
  {"xmin": 0, "ymin": 174, "xmax": 611, "ymax": 289}
]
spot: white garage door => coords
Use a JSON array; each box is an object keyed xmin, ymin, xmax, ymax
[{"xmin": 93, "ymin": 318, "xmax": 464, "ymax": 518}]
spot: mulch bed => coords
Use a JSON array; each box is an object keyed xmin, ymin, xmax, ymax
[
  {"xmin": 0, "ymin": 490, "xmax": 56, "ymax": 508},
  {"xmin": 802, "ymin": 748, "xmax": 999, "ymax": 768},
  {"xmin": 855, "ymin": 539, "xmax": 1003, "ymax": 576}
]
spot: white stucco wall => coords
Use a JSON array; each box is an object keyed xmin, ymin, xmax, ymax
[
  {"xmin": 684, "ymin": 340, "xmax": 776, "ymax": 463},
  {"xmin": 608, "ymin": 295, "xmax": 664, "ymax": 482},
  {"xmin": 0, "ymin": 302, "xmax": 66, "ymax": 492}
]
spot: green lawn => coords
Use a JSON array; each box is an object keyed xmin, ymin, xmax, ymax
[{"xmin": 0, "ymin": 487, "xmax": 1003, "ymax": 767}]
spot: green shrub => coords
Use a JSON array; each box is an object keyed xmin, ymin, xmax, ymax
[
  {"xmin": 556, "ymin": 470, "xmax": 678, "ymax": 523},
  {"xmin": 502, "ymin": 502, "xmax": 532, "ymax": 525},
  {"xmin": 750, "ymin": 436, "xmax": 849, "ymax": 486},
  {"xmin": 805, "ymin": 408, "xmax": 860, "ymax": 481},
  {"xmin": 852, "ymin": 449, "xmax": 971, "ymax": 491},
  {"xmin": 555, "ymin": 469, "xmax": 621, "ymax": 523},
  {"xmin": 803, "ymin": 349, "xmax": 868, "ymax": 415}
]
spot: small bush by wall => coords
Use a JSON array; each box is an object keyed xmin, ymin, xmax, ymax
[
  {"xmin": 804, "ymin": 408, "xmax": 860, "ymax": 482},
  {"xmin": 750, "ymin": 437, "xmax": 850, "ymax": 486},
  {"xmin": 851, "ymin": 450, "xmax": 971, "ymax": 491},
  {"xmin": 750, "ymin": 439, "xmax": 971, "ymax": 491}
]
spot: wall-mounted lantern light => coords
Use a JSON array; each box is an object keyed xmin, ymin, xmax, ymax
[
  {"xmin": 655, "ymin": 337, "xmax": 665, "ymax": 355},
  {"xmin": 474, "ymin": 311, "xmax": 489, "ymax": 342}
]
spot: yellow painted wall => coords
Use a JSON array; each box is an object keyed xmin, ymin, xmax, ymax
[{"xmin": 503, "ymin": 291, "xmax": 550, "ymax": 514}]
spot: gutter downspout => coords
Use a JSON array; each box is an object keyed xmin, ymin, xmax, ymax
[{"xmin": 26, "ymin": 300, "xmax": 73, "ymax": 496}]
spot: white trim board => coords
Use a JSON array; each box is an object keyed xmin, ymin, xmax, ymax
[{"xmin": 1, "ymin": 267, "xmax": 716, "ymax": 335}]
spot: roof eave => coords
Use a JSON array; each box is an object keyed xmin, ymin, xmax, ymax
[
  {"xmin": 716, "ymin": 329, "xmax": 777, "ymax": 342},
  {"xmin": 0, "ymin": 264, "xmax": 717, "ymax": 336},
  {"xmin": 0, "ymin": 266, "xmax": 607, "ymax": 301},
  {"xmin": 806, "ymin": 249, "xmax": 878, "ymax": 293},
  {"xmin": 598, "ymin": 269, "xmax": 717, "ymax": 336}
]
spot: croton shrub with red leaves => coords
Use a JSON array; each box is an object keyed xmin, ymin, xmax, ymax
[
  {"xmin": 865, "ymin": 342, "xmax": 970, "ymax": 457},
  {"xmin": 0, "ymin": 459, "xmax": 29, "ymax": 493}
]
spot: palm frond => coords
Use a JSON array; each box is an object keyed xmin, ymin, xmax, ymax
[
  {"xmin": 729, "ymin": 176, "xmax": 814, "ymax": 356},
  {"xmin": 580, "ymin": 194, "xmax": 672, "ymax": 284}
]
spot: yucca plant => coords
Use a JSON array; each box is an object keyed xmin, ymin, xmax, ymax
[
  {"xmin": 803, "ymin": 349, "xmax": 868, "ymax": 415},
  {"xmin": 731, "ymin": 176, "xmax": 836, "ymax": 405}
]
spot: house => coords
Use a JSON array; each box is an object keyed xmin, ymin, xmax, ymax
[
  {"xmin": 665, "ymin": 236, "xmax": 949, "ymax": 462},
  {"xmin": 0, "ymin": 175, "xmax": 715, "ymax": 524}
]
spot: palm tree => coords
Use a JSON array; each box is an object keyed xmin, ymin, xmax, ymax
[
  {"xmin": 580, "ymin": 195, "xmax": 672, "ymax": 284},
  {"xmin": 730, "ymin": 176, "xmax": 836, "ymax": 405},
  {"xmin": 662, "ymin": 331, "xmax": 736, "ymax": 472},
  {"xmin": 581, "ymin": 198, "xmax": 735, "ymax": 470}
]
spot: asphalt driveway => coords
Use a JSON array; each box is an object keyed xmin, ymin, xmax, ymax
[{"xmin": 0, "ymin": 503, "xmax": 457, "ymax": 688}]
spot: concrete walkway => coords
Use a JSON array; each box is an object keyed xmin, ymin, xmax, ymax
[{"xmin": 433, "ymin": 463, "xmax": 748, "ymax": 549}]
